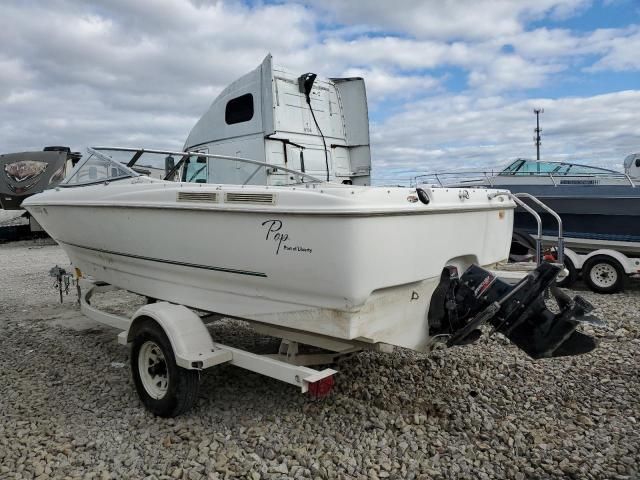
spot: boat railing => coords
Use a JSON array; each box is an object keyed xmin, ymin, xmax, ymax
[
  {"xmin": 90, "ymin": 146, "xmax": 324, "ymax": 185},
  {"xmin": 414, "ymin": 170, "xmax": 637, "ymax": 188},
  {"xmin": 413, "ymin": 170, "xmax": 499, "ymax": 188},
  {"xmin": 624, "ymin": 174, "xmax": 637, "ymax": 187},
  {"xmin": 514, "ymin": 192, "xmax": 564, "ymax": 265},
  {"xmin": 487, "ymin": 191, "xmax": 565, "ymax": 267},
  {"xmin": 488, "ymin": 191, "xmax": 543, "ymax": 265}
]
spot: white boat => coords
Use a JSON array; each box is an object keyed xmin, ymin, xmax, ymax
[
  {"xmin": 25, "ymin": 147, "xmax": 518, "ymax": 351},
  {"xmin": 23, "ymin": 57, "xmax": 600, "ymax": 416}
]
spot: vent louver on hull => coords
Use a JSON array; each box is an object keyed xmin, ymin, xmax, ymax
[
  {"xmin": 224, "ymin": 192, "xmax": 276, "ymax": 205},
  {"xmin": 177, "ymin": 191, "xmax": 218, "ymax": 203}
]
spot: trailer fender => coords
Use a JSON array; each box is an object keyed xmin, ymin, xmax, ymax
[
  {"xmin": 582, "ymin": 249, "xmax": 634, "ymax": 274},
  {"xmin": 563, "ymin": 248, "xmax": 583, "ymax": 270},
  {"xmin": 119, "ymin": 302, "xmax": 231, "ymax": 370}
]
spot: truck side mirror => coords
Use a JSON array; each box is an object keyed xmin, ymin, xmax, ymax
[
  {"xmin": 298, "ymin": 73, "xmax": 317, "ymax": 103},
  {"xmin": 165, "ymin": 156, "xmax": 175, "ymax": 174}
]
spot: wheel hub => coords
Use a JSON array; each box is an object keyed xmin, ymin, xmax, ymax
[
  {"xmin": 138, "ymin": 341, "xmax": 169, "ymax": 399},
  {"xmin": 590, "ymin": 263, "xmax": 617, "ymax": 288}
]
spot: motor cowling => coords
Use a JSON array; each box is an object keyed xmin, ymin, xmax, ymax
[{"xmin": 428, "ymin": 262, "xmax": 600, "ymax": 359}]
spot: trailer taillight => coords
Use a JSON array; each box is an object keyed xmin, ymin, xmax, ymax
[{"xmin": 307, "ymin": 376, "xmax": 335, "ymax": 399}]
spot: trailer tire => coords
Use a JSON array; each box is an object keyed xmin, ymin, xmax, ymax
[
  {"xmin": 131, "ymin": 319, "xmax": 200, "ymax": 417},
  {"xmin": 556, "ymin": 257, "xmax": 577, "ymax": 288},
  {"xmin": 583, "ymin": 256, "xmax": 625, "ymax": 294},
  {"xmin": 510, "ymin": 230, "xmax": 536, "ymax": 258}
]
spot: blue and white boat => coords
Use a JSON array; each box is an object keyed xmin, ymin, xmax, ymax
[{"xmin": 419, "ymin": 154, "xmax": 640, "ymax": 256}]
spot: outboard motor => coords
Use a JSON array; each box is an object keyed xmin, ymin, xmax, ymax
[{"xmin": 428, "ymin": 262, "xmax": 600, "ymax": 359}]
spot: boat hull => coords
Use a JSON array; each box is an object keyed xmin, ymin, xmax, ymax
[
  {"xmin": 24, "ymin": 181, "xmax": 515, "ymax": 351},
  {"xmin": 492, "ymin": 183, "xmax": 640, "ymax": 255}
]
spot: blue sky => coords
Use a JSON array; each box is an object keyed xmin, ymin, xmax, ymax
[
  {"xmin": 527, "ymin": 0, "xmax": 639, "ymax": 96},
  {"xmin": 532, "ymin": 0, "xmax": 633, "ymax": 30},
  {"xmin": 0, "ymin": 0, "xmax": 638, "ymax": 183}
]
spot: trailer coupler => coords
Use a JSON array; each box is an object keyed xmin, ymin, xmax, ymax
[{"xmin": 428, "ymin": 262, "xmax": 602, "ymax": 359}]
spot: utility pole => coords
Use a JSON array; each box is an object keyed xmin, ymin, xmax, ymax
[{"xmin": 533, "ymin": 108, "xmax": 543, "ymax": 161}]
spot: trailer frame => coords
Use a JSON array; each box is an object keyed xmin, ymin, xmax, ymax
[{"xmin": 79, "ymin": 280, "xmax": 341, "ymax": 416}]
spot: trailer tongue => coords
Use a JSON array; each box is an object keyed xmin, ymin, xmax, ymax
[{"xmin": 429, "ymin": 262, "xmax": 600, "ymax": 359}]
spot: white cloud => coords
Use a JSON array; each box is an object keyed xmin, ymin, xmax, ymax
[
  {"xmin": 499, "ymin": 24, "xmax": 640, "ymax": 67},
  {"xmin": 317, "ymin": 37, "xmax": 471, "ymax": 70},
  {"xmin": 468, "ymin": 55, "xmax": 566, "ymax": 91},
  {"xmin": 341, "ymin": 67, "xmax": 440, "ymax": 100},
  {"xmin": 306, "ymin": 0, "xmax": 591, "ymax": 40},
  {"xmin": 300, "ymin": 23, "xmax": 640, "ymax": 94},
  {"xmin": 0, "ymin": 0, "xmax": 316, "ymax": 151},
  {"xmin": 587, "ymin": 28, "xmax": 640, "ymax": 71},
  {"xmin": 0, "ymin": 57, "xmax": 35, "ymax": 100},
  {"xmin": 371, "ymin": 90, "xmax": 640, "ymax": 183},
  {"xmin": 0, "ymin": 0, "xmax": 638, "ymax": 182}
]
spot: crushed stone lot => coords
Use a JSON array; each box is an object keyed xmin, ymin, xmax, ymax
[{"xmin": 0, "ymin": 240, "xmax": 638, "ymax": 480}]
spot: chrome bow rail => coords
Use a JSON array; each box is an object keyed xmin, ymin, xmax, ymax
[{"xmin": 414, "ymin": 170, "xmax": 636, "ymax": 188}]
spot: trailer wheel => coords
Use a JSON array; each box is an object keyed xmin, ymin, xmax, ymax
[
  {"xmin": 510, "ymin": 230, "xmax": 536, "ymax": 259},
  {"xmin": 131, "ymin": 320, "xmax": 200, "ymax": 417},
  {"xmin": 583, "ymin": 256, "xmax": 625, "ymax": 294},
  {"xmin": 556, "ymin": 257, "xmax": 577, "ymax": 288}
]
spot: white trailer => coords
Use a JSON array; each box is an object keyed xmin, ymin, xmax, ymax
[
  {"xmin": 558, "ymin": 247, "xmax": 640, "ymax": 294},
  {"xmin": 77, "ymin": 279, "xmax": 380, "ymax": 417},
  {"xmin": 500, "ymin": 192, "xmax": 640, "ymax": 294},
  {"xmin": 73, "ymin": 252, "xmax": 600, "ymax": 418}
]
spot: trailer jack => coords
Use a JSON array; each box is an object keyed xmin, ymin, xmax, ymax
[{"xmin": 428, "ymin": 262, "xmax": 602, "ymax": 359}]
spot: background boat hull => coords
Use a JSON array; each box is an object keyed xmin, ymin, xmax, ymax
[{"xmin": 495, "ymin": 184, "xmax": 640, "ymax": 255}]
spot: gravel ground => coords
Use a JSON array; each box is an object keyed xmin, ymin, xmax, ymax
[
  {"xmin": 0, "ymin": 210, "xmax": 28, "ymax": 227},
  {"xmin": 0, "ymin": 240, "xmax": 638, "ymax": 480}
]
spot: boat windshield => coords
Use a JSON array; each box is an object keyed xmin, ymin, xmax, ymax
[
  {"xmin": 499, "ymin": 159, "xmax": 618, "ymax": 176},
  {"xmin": 60, "ymin": 150, "xmax": 139, "ymax": 187}
]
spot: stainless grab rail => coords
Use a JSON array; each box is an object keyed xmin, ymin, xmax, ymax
[
  {"xmin": 514, "ymin": 192, "xmax": 564, "ymax": 265},
  {"xmin": 488, "ymin": 191, "xmax": 543, "ymax": 265},
  {"xmin": 415, "ymin": 170, "xmax": 636, "ymax": 188},
  {"xmin": 624, "ymin": 174, "xmax": 636, "ymax": 187}
]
